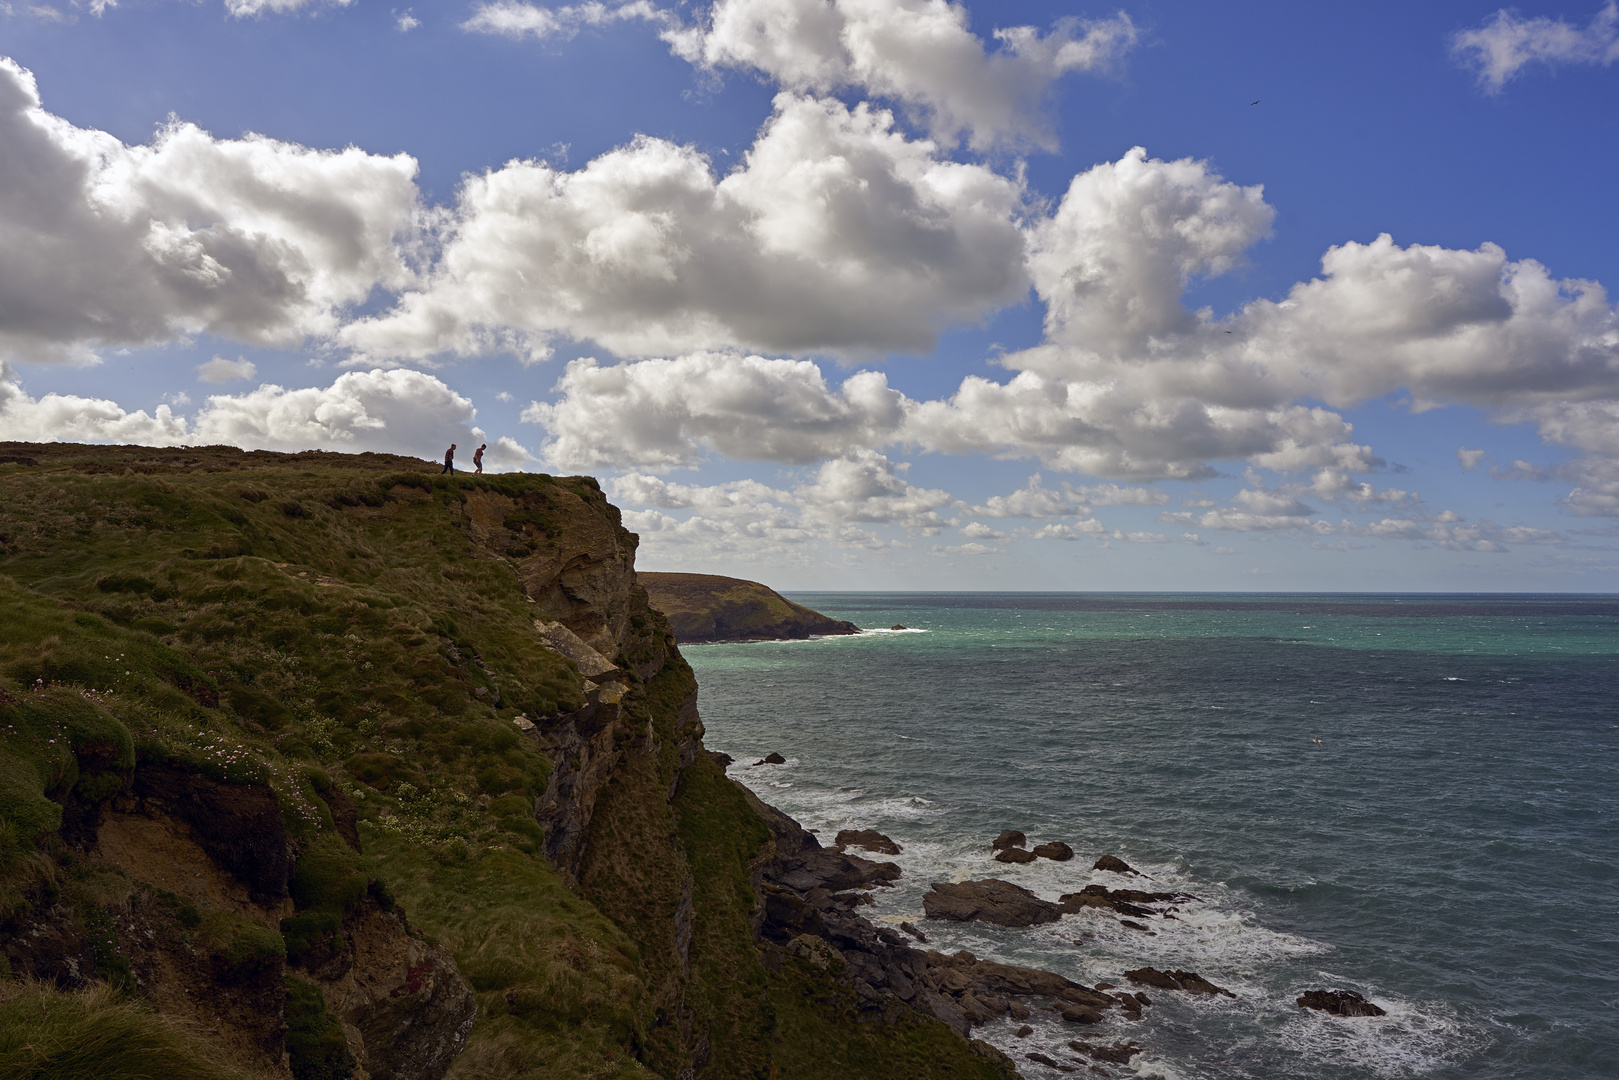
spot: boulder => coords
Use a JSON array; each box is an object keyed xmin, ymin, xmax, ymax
[
  {"xmin": 1297, "ymin": 989, "xmax": 1386, "ymax": 1017},
  {"xmin": 923, "ymin": 879, "xmax": 1063, "ymax": 927},
  {"xmin": 890, "ymin": 624, "xmax": 908, "ymax": 630},
  {"xmin": 836, "ymin": 829, "xmax": 901, "ymax": 855},
  {"xmin": 992, "ymin": 829, "xmax": 1027, "ymax": 851},
  {"xmin": 708, "ymin": 751, "xmax": 734, "ymax": 767},
  {"xmin": 755, "ymin": 752, "xmax": 787, "ymax": 765},
  {"xmin": 1032, "ymin": 841, "xmax": 1074, "ymax": 861},
  {"xmin": 1092, "ymin": 855, "xmax": 1137, "ymax": 875},
  {"xmin": 1122, "ymin": 967, "xmax": 1235, "ymax": 998},
  {"xmin": 1068, "ymin": 1041, "xmax": 1145, "ymax": 1065},
  {"xmin": 994, "ymin": 847, "xmax": 1037, "ymax": 864},
  {"xmin": 1058, "ymin": 884, "xmax": 1186, "ymax": 919},
  {"xmin": 1056, "ymin": 1004, "xmax": 1102, "ymax": 1024}
]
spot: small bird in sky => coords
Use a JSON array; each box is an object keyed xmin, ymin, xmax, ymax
[
  {"xmin": 1225, "ymin": 330, "xmax": 1234, "ymax": 333},
  {"xmin": 1251, "ymin": 100, "xmax": 1260, "ymax": 105}
]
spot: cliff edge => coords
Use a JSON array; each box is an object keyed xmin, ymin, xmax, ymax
[
  {"xmin": 639, "ymin": 572, "xmax": 859, "ymax": 644},
  {"xmin": 0, "ymin": 443, "xmax": 1007, "ymax": 1080}
]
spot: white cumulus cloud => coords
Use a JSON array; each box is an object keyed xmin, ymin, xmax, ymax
[
  {"xmin": 340, "ymin": 93, "xmax": 1027, "ymax": 363},
  {"xmin": 0, "ymin": 58, "xmax": 420, "ymax": 366},
  {"xmin": 666, "ymin": 0, "xmax": 1138, "ymax": 149},
  {"xmin": 197, "ymin": 356, "xmax": 259, "ymax": 383}
]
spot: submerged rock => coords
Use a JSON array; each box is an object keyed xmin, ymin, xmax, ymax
[
  {"xmin": 1093, "ymin": 855, "xmax": 1138, "ymax": 875},
  {"xmin": 836, "ymin": 829, "xmax": 902, "ymax": 855},
  {"xmin": 1026, "ymin": 1051, "xmax": 1074, "ymax": 1071},
  {"xmin": 992, "ymin": 829, "xmax": 1027, "ymax": 851},
  {"xmin": 1032, "ymin": 841, "xmax": 1074, "ymax": 861},
  {"xmin": 1297, "ymin": 989, "xmax": 1387, "ymax": 1017},
  {"xmin": 1123, "ymin": 967, "xmax": 1235, "ymax": 998},
  {"xmin": 923, "ymin": 879, "xmax": 1063, "ymax": 927}
]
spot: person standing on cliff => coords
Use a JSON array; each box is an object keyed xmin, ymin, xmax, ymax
[
  {"xmin": 441, "ymin": 443, "xmax": 456, "ymax": 475},
  {"xmin": 473, "ymin": 443, "xmax": 486, "ymax": 474}
]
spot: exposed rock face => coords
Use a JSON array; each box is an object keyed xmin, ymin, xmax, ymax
[
  {"xmin": 639, "ymin": 571, "xmax": 860, "ymax": 643},
  {"xmin": 1297, "ymin": 989, "xmax": 1387, "ymax": 1017},
  {"xmin": 1058, "ymin": 884, "xmax": 1193, "ymax": 919},
  {"xmin": 836, "ymin": 829, "xmax": 902, "ymax": 855},
  {"xmin": 923, "ymin": 880, "xmax": 1064, "ymax": 927},
  {"xmin": 3, "ymin": 762, "xmax": 477, "ymax": 1079},
  {"xmin": 747, "ymin": 795, "xmax": 1136, "ymax": 1041},
  {"xmin": 1124, "ymin": 967, "xmax": 1235, "ymax": 998},
  {"xmin": 991, "ymin": 829, "xmax": 1027, "ymax": 851}
]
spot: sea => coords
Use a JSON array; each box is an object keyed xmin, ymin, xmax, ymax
[{"xmin": 682, "ymin": 593, "xmax": 1619, "ymax": 1080}]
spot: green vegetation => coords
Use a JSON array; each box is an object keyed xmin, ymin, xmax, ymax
[
  {"xmin": 638, "ymin": 572, "xmax": 859, "ymax": 643},
  {"xmin": 0, "ymin": 445, "xmax": 1003, "ymax": 1080},
  {"xmin": 0, "ymin": 979, "xmax": 276, "ymax": 1080}
]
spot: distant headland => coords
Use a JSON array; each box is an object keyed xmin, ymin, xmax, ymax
[{"xmin": 639, "ymin": 571, "xmax": 860, "ymax": 643}]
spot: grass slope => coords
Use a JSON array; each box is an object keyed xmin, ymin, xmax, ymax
[
  {"xmin": 0, "ymin": 445, "xmax": 1002, "ymax": 1080},
  {"xmin": 638, "ymin": 573, "xmax": 857, "ymax": 644}
]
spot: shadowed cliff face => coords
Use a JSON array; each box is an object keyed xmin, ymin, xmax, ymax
[{"xmin": 0, "ymin": 443, "xmax": 1014, "ymax": 1080}]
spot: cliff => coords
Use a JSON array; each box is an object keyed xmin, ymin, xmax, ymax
[
  {"xmin": 0, "ymin": 443, "xmax": 1012, "ymax": 1080},
  {"xmin": 638, "ymin": 572, "xmax": 859, "ymax": 644}
]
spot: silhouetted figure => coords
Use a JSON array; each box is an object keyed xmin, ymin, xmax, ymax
[
  {"xmin": 473, "ymin": 443, "xmax": 486, "ymax": 474},
  {"xmin": 442, "ymin": 443, "xmax": 456, "ymax": 475}
]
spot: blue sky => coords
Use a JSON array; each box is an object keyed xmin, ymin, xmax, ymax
[{"xmin": 2, "ymin": 0, "xmax": 1617, "ymax": 590}]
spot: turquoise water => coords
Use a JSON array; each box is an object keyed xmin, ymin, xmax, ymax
[{"xmin": 683, "ymin": 594, "xmax": 1619, "ymax": 1080}]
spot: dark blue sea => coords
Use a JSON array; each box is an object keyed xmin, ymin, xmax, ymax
[{"xmin": 683, "ymin": 594, "xmax": 1619, "ymax": 1080}]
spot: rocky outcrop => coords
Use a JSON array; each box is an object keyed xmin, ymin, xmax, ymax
[
  {"xmin": 1032, "ymin": 841, "xmax": 1074, "ymax": 861},
  {"xmin": 639, "ymin": 571, "xmax": 860, "ymax": 643},
  {"xmin": 1093, "ymin": 855, "xmax": 1137, "ymax": 875},
  {"xmin": 993, "ymin": 847, "xmax": 1037, "ymax": 864},
  {"xmin": 991, "ymin": 829, "xmax": 1026, "ymax": 851},
  {"xmin": 836, "ymin": 829, "xmax": 901, "ymax": 855},
  {"xmin": 1058, "ymin": 883, "xmax": 1194, "ymax": 919},
  {"xmin": 747, "ymin": 795, "xmax": 1139, "ymax": 1042},
  {"xmin": 1124, "ymin": 967, "xmax": 1235, "ymax": 998},
  {"xmin": 1297, "ymin": 989, "xmax": 1386, "ymax": 1017},
  {"xmin": 923, "ymin": 880, "xmax": 1064, "ymax": 927}
]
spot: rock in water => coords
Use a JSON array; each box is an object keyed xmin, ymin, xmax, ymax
[
  {"xmin": 994, "ymin": 847, "xmax": 1037, "ymax": 864},
  {"xmin": 708, "ymin": 751, "xmax": 733, "ymax": 767},
  {"xmin": 1032, "ymin": 841, "xmax": 1074, "ymax": 861},
  {"xmin": 1123, "ymin": 967, "xmax": 1235, "ymax": 998},
  {"xmin": 890, "ymin": 624, "xmax": 908, "ymax": 630},
  {"xmin": 899, "ymin": 921, "xmax": 928, "ymax": 943},
  {"xmin": 836, "ymin": 828, "xmax": 902, "ymax": 855},
  {"xmin": 1093, "ymin": 855, "xmax": 1137, "ymax": 875},
  {"xmin": 923, "ymin": 879, "xmax": 1064, "ymax": 927},
  {"xmin": 755, "ymin": 752, "xmax": 787, "ymax": 765},
  {"xmin": 1025, "ymin": 1051, "xmax": 1074, "ymax": 1071},
  {"xmin": 992, "ymin": 829, "xmax": 1028, "ymax": 851},
  {"xmin": 1297, "ymin": 989, "xmax": 1387, "ymax": 1017}
]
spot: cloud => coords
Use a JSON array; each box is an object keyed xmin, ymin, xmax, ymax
[
  {"xmin": 0, "ymin": 361, "xmax": 190, "ymax": 444},
  {"xmin": 221, "ymin": 0, "xmax": 354, "ymax": 17},
  {"xmin": 340, "ymin": 92, "xmax": 1026, "ymax": 362},
  {"xmin": 666, "ymin": 0, "xmax": 1138, "ymax": 149},
  {"xmin": 0, "ymin": 361, "xmax": 491, "ymax": 461},
  {"xmin": 395, "ymin": 10, "xmax": 419, "ymax": 31},
  {"xmin": 197, "ymin": 356, "xmax": 259, "ymax": 383},
  {"xmin": 1452, "ymin": 2, "xmax": 1619, "ymax": 92},
  {"xmin": 0, "ymin": 58, "xmax": 420, "ymax": 366},
  {"xmin": 1458, "ymin": 446, "xmax": 1487, "ymax": 471},
  {"xmin": 796, "ymin": 450, "xmax": 954, "ymax": 530},
  {"xmin": 524, "ymin": 352, "xmax": 904, "ymax": 470},
  {"xmin": 461, "ymin": 0, "xmax": 670, "ymax": 41}
]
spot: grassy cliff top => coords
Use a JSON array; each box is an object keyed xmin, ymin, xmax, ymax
[{"xmin": 638, "ymin": 572, "xmax": 859, "ymax": 644}]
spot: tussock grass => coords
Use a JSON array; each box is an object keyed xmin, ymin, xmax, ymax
[{"xmin": 0, "ymin": 979, "xmax": 277, "ymax": 1080}]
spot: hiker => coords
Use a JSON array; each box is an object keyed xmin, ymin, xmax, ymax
[
  {"xmin": 441, "ymin": 443, "xmax": 456, "ymax": 475},
  {"xmin": 473, "ymin": 443, "xmax": 486, "ymax": 474}
]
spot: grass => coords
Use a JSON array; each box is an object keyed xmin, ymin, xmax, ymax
[
  {"xmin": 0, "ymin": 979, "xmax": 277, "ymax": 1080},
  {"xmin": 0, "ymin": 444, "xmax": 1007, "ymax": 1080}
]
